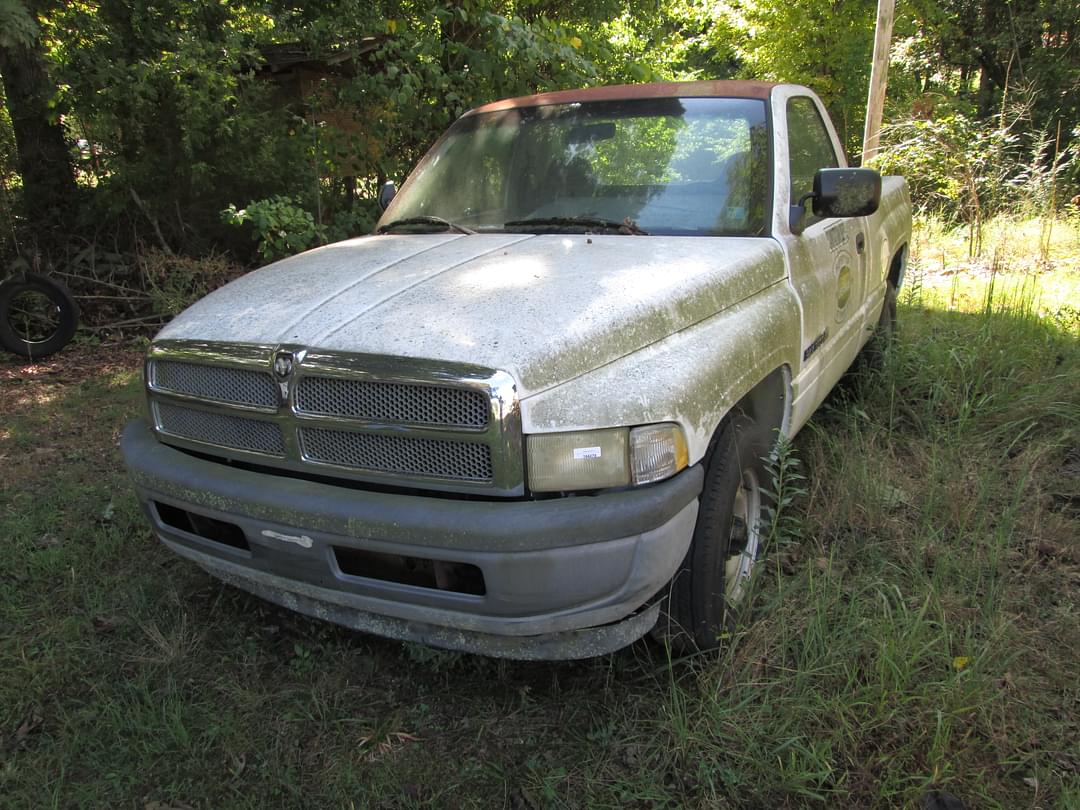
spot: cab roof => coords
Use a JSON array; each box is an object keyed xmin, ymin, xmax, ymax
[{"xmin": 466, "ymin": 80, "xmax": 778, "ymax": 116}]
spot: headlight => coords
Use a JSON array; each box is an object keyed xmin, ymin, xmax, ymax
[{"xmin": 527, "ymin": 423, "xmax": 688, "ymax": 492}]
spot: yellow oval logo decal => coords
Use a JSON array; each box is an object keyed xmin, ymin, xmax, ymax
[{"xmin": 837, "ymin": 265, "xmax": 852, "ymax": 312}]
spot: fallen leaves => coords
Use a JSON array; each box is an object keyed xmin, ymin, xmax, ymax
[
  {"xmin": 3, "ymin": 712, "xmax": 44, "ymax": 754},
  {"xmin": 226, "ymin": 751, "xmax": 246, "ymax": 780},
  {"xmin": 1034, "ymin": 540, "xmax": 1079, "ymax": 564},
  {"xmin": 357, "ymin": 730, "xmax": 420, "ymax": 762},
  {"xmin": 92, "ymin": 615, "xmax": 121, "ymax": 634},
  {"xmin": 35, "ymin": 532, "xmax": 61, "ymax": 550}
]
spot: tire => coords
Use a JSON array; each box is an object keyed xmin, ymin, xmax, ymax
[
  {"xmin": 0, "ymin": 273, "xmax": 80, "ymax": 360},
  {"xmin": 861, "ymin": 281, "xmax": 897, "ymax": 371},
  {"xmin": 660, "ymin": 415, "xmax": 771, "ymax": 650}
]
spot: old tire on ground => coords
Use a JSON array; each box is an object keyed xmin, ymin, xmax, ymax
[
  {"xmin": 659, "ymin": 415, "xmax": 771, "ymax": 650},
  {"xmin": 0, "ymin": 273, "xmax": 79, "ymax": 360}
]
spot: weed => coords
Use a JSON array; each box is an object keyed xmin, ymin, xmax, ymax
[
  {"xmin": 0, "ymin": 217, "xmax": 1076, "ymax": 808},
  {"xmin": 761, "ymin": 433, "xmax": 808, "ymax": 552}
]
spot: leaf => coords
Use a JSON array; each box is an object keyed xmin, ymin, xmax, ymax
[
  {"xmin": 13, "ymin": 713, "xmax": 44, "ymax": 746},
  {"xmin": 880, "ymin": 484, "xmax": 911, "ymax": 510},
  {"xmin": 35, "ymin": 532, "xmax": 61, "ymax": 549},
  {"xmin": 0, "ymin": 1, "xmax": 40, "ymax": 49},
  {"xmin": 227, "ymin": 751, "xmax": 247, "ymax": 779},
  {"xmin": 92, "ymin": 616, "xmax": 120, "ymax": 634}
]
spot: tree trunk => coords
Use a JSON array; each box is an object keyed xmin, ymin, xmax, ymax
[
  {"xmin": 0, "ymin": 33, "xmax": 76, "ymax": 228},
  {"xmin": 976, "ymin": 62, "xmax": 995, "ymax": 119}
]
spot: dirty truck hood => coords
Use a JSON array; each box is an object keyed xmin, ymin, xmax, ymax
[{"xmin": 157, "ymin": 234, "xmax": 784, "ymax": 397}]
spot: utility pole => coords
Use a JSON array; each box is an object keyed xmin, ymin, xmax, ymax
[{"xmin": 861, "ymin": 0, "xmax": 896, "ymax": 164}]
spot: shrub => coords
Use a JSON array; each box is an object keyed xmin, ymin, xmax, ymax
[
  {"xmin": 222, "ymin": 196, "xmax": 323, "ymax": 262},
  {"xmin": 139, "ymin": 250, "xmax": 247, "ymax": 317},
  {"xmin": 875, "ymin": 93, "xmax": 1079, "ymax": 253}
]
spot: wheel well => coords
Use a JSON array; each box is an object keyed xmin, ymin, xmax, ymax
[
  {"xmin": 704, "ymin": 366, "xmax": 790, "ymax": 467},
  {"xmin": 888, "ymin": 243, "xmax": 907, "ymax": 289}
]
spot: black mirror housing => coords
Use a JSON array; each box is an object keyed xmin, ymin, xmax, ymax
[
  {"xmin": 378, "ymin": 180, "xmax": 397, "ymax": 212},
  {"xmin": 812, "ymin": 168, "xmax": 881, "ymax": 218}
]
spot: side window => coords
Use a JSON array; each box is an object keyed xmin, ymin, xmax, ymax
[{"xmin": 787, "ymin": 97, "xmax": 839, "ymax": 223}]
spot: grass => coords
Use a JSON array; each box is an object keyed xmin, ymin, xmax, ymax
[{"xmin": 1, "ymin": 216, "xmax": 1078, "ymax": 809}]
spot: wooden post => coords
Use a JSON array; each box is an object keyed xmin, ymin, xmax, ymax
[{"xmin": 861, "ymin": 0, "xmax": 896, "ymax": 165}]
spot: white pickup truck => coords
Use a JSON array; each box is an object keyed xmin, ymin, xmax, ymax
[{"xmin": 122, "ymin": 80, "xmax": 911, "ymax": 659}]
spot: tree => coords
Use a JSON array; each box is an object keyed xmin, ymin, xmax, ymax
[
  {"xmin": 0, "ymin": 0, "xmax": 76, "ymax": 230},
  {"xmin": 717, "ymin": 0, "xmax": 879, "ymax": 152}
]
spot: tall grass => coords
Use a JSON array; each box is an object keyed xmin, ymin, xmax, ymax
[
  {"xmin": 644, "ymin": 223, "xmax": 1080, "ymax": 808},
  {"xmin": 0, "ymin": 219, "xmax": 1076, "ymax": 809}
]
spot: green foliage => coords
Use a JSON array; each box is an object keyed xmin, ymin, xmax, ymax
[
  {"xmin": 40, "ymin": 2, "xmax": 312, "ymax": 253},
  {"xmin": 718, "ymin": 0, "xmax": 878, "ymax": 152},
  {"xmin": 875, "ymin": 94, "xmax": 1079, "ymax": 237},
  {"xmin": 2, "ymin": 0, "xmax": 635, "ymax": 261},
  {"xmin": 222, "ymin": 196, "xmax": 322, "ymax": 262},
  {"xmin": 760, "ymin": 434, "xmax": 808, "ymax": 551},
  {"xmin": 1, "ymin": 0, "xmax": 1077, "ymax": 264},
  {"xmin": 883, "ymin": 0, "xmax": 1080, "ymax": 206},
  {"xmin": 0, "ymin": 82, "xmax": 18, "ymax": 205},
  {"xmin": 0, "ymin": 0, "xmax": 38, "ymax": 49}
]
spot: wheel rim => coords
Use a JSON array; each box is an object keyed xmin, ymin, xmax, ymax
[
  {"xmin": 724, "ymin": 466, "xmax": 762, "ymax": 605},
  {"xmin": 7, "ymin": 289, "xmax": 63, "ymax": 345}
]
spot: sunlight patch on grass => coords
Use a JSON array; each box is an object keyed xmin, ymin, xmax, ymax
[{"xmin": 909, "ymin": 216, "xmax": 1080, "ymax": 328}]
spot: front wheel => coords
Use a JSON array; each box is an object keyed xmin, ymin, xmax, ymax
[
  {"xmin": 0, "ymin": 273, "xmax": 80, "ymax": 360},
  {"xmin": 861, "ymin": 281, "xmax": 897, "ymax": 371},
  {"xmin": 661, "ymin": 416, "xmax": 770, "ymax": 650}
]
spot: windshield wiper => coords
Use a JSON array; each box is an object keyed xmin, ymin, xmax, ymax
[
  {"xmin": 377, "ymin": 216, "xmax": 475, "ymax": 235},
  {"xmin": 503, "ymin": 216, "xmax": 648, "ymax": 235}
]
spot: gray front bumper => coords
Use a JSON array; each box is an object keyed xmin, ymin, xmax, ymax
[{"xmin": 121, "ymin": 420, "xmax": 702, "ymax": 658}]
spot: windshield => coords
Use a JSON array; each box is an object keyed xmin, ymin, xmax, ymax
[{"xmin": 379, "ymin": 97, "xmax": 770, "ymax": 236}]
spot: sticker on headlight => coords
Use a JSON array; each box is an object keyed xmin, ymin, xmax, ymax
[{"xmin": 573, "ymin": 446, "xmax": 602, "ymax": 460}]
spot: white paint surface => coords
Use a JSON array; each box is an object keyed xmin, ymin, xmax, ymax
[{"xmin": 156, "ymin": 233, "xmax": 785, "ymax": 398}]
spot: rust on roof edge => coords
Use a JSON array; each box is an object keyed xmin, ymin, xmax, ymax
[{"xmin": 466, "ymin": 80, "xmax": 779, "ymax": 116}]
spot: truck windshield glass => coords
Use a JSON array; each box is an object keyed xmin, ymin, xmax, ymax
[{"xmin": 379, "ymin": 97, "xmax": 769, "ymax": 237}]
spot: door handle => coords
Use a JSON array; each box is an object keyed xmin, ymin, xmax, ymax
[{"xmin": 855, "ymin": 233, "xmax": 866, "ymax": 254}]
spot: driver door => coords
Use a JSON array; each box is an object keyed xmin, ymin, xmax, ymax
[{"xmin": 777, "ymin": 92, "xmax": 869, "ymax": 425}]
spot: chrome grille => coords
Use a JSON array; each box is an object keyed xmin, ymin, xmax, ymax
[
  {"xmin": 296, "ymin": 376, "xmax": 489, "ymax": 428},
  {"xmin": 151, "ymin": 360, "xmax": 277, "ymax": 408},
  {"xmin": 155, "ymin": 402, "xmax": 285, "ymax": 456},
  {"xmin": 145, "ymin": 341, "xmax": 523, "ymax": 495},
  {"xmin": 300, "ymin": 427, "xmax": 493, "ymax": 481}
]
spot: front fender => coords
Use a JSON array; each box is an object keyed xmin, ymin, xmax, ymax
[{"xmin": 519, "ymin": 279, "xmax": 801, "ymax": 465}]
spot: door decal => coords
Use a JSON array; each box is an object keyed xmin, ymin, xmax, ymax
[{"xmin": 836, "ymin": 264, "xmax": 853, "ymax": 312}]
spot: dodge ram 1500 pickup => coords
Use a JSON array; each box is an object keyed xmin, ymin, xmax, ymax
[{"xmin": 122, "ymin": 80, "xmax": 912, "ymax": 659}]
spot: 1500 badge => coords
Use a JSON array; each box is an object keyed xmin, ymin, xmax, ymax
[{"xmin": 803, "ymin": 329, "xmax": 829, "ymax": 361}]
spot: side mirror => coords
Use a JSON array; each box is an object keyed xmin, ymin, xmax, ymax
[
  {"xmin": 378, "ymin": 180, "xmax": 397, "ymax": 212},
  {"xmin": 812, "ymin": 168, "xmax": 881, "ymax": 218}
]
